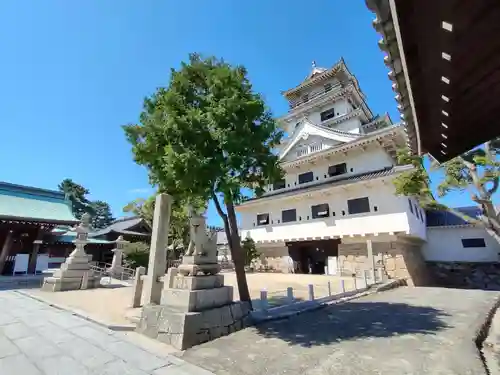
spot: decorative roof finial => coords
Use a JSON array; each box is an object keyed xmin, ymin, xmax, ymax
[{"xmin": 312, "ymin": 60, "xmax": 316, "ymax": 68}]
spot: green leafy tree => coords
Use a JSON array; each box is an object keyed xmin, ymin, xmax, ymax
[
  {"xmin": 123, "ymin": 54, "xmax": 283, "ymax": 305},
  {"xmin": 123, "ymin": 241, "xmax": 150, "ymax": 268},
  {"xmin": 90, "ymin": 200, "xmax": 114, "ymax": 229},
  {"xmin": 242, "ymin": 237, "xmax": 259, "ymax": 267},
  {"xmin": 123, "ymin": 193, "xmax": 205, "ymax": 253},
  {"xmin": 58, "ymin": 179, "xmax": 94, "ymax": 220},
  {"xmin": 123, "ymin": 197, "xmax": 155, "ymax": 225},
  {"xmin": 393, "ymin": 139, "xmax": 500, "ymax": 242}
]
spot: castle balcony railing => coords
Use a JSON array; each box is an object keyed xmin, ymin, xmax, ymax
[{"xmin": 296, "ymin": 142, "xmax": 330, "ymax": 158}]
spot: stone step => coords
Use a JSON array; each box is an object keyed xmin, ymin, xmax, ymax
[
  {"xmin": 171, "ymin": 275, "xmax": 224, "ymax": 290},
  {"xmin": 161, "ymin": 285, "xmax": 233, "ymax": 312}
]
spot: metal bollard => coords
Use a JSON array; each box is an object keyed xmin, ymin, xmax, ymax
[
  {"xmin": 260, "ymin": 289, "xmax": 268, "ymax": 310},
  {"xmin": 308, "ymin": 284, "xmax": 315, "ymax": 301},
  {"xmin": 363, "ymin": 270, "xmax": 369, "ymax": 287},
  {"xmin": 327, "ymin": 281, "xmax": 332, "ymax": 296},
  {"xmin": 286, "ymin": 287, "xmax": 294, "ymax": 303},
  {"xmin": 353, "ymin": 276, "xmax": 357, "ymax": 290},
  {"xmin": 340, "ymin": 279, "xmax": 345, "ymax": 293}
]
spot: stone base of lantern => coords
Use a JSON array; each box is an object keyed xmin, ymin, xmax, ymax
[{"xmin": 41, "ymin": 248, "xmax": 100, "ymax": 292}]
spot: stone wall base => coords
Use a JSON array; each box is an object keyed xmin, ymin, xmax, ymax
[
  {"xmin": 253, "ymin": 246, "xmax": 292, "ymax": 273},
  {"xmin": 427, "ymin": 262, "xmax": 500, "ymax": 290},
  {"xmin": 338, "ymin": 240, "xmax": 432, "ymax": 286},
  {"xmin": 137, "ymin": 301, "xmax": 252, "ymax": 350}
]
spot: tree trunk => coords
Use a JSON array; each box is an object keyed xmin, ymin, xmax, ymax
[
  {"xmin": 211, "ymin": 192, "xmax": 252, "ymax": 308},
  {"xmin": 225, "ymin": 200, "xmax": 252, "ymax": 306}
]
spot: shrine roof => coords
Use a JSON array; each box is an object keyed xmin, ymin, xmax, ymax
[
  {"xmin": 55, "ymin": 234, "xmax": 113, "ymax": 244},
  {"xmin": 0, "ymin": 181, "xmax": 78, "ymax": 224},
  {"xmin": 91, "ymin": 216, "xmax": 151, "ymax": 237}
]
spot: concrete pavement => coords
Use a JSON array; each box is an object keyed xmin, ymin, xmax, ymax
[
  {"xmin": 0, "ymin": 290, "xmax": 213, "ymax": 375},
  {"xmin": 182, "ymin": 287, "xmax": 500, "ymax": 375}
]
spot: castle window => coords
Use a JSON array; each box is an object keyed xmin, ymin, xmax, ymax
[
  {"xmin": 408, "ymin": 199, "xmax": 414, "ymax": 214},
  {"xmin": 273, "ymin": 179, "xmax": 286, "ymax": 190},
  {"xmin": 347, "ymin": 197, "xmax": 371, "ymax": 215},
  {"xmin": 461, "ymin": 238, "xmax": 486, "ymax": 248},
  {"xmin": 256, "ymin": 213, "xmax": 269, "ymax": 226},
  {"xmin": 298, "ymin": 171, "xmax": 314, "ymax": 184},
  {"xmin": 324, "ymin": 83, "xmax": 332, "ymax": 93},
  {"xmin": 282, "ymin": 209, "xmax": 297, "ymax": 223},
  {"xmin": 312, "ymin": 203, "xmax": 330, "ymax": 219},
  {"xmin": 328, "ymin": 163, "xmax": 347, "ymax": 177},
  {"xmin": 320, "ymin": 108, "xmax": 336, "ymax": 122},
  {"xmin": 302, "ymin": 94, "xmax": 309, "ymax": 103}
]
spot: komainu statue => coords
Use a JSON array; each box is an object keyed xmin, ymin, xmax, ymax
[{"xmin": 178, "ymin": 212, "xmax": 220, "ymax": 276}]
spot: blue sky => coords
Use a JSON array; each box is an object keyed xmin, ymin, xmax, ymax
[{"xmin": 0, "ymin": 1, "xmax": 495, "ymax": 226}]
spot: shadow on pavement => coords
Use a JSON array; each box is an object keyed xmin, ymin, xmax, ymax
[{"xmin": 254, "ymin": 301, "xmax": 450, "ymax": 347}]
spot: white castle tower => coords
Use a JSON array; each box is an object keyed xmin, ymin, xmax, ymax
[{"xmin": 236, "ymin": 59, "xmax": 428, "ymax": 283}]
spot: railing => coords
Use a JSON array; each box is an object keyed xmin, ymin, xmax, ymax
[
  {"xmin": 289, "ymin": 83, "xmax": 343, "ymax": 110},
  {"xmin": 90, "ymin": 262, "xmax": 136, "ymax": 283},
  {"xmin": 295, "ymin": 143, "xmax": 328, "ymax": 158}
]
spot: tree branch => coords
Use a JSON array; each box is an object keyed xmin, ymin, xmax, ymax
[
  {"xmin": 211, "ymin": 192, "xmax": 227, "ymax": 220},
  {"xmin": 487, "ymin": 177, "xmax": 499, "ymax": 196},
  {"xmin": 459, "ymin": 156, "xmax": 488, "ymax": 200}
]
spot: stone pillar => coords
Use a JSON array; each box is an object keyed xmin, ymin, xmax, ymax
[
  {"xmin": 0, "ymin": 230, "xmax": 14, "ymax": 275},
  {"xmin": 28, "ymin": 229, "xmax": 44, "ymax": 274},
  {"xmin": 132, "ymin": 266, "xmax": 146, "ymax": 308},
  {"xmin": 109, "ymin": 235, "xmax": 128, "ymax": 276},
  {"xmin": 144, "ymin": 193, "xmax": 173, "ymax": 305},
  {"xmin": 366, "ymin": 239, "xmax": 376, "ymax": 282}
]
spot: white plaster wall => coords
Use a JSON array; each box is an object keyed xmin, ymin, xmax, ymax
[
  {"xmin": 240, "ymin": 180, "xmax": 421, "ymax": 242},
  {"xmin": 271, "ymin": 145, "xmax": 394, "ymax": 192},
  {"xmin": 422, "ymin": 227, "xmax": 500, "ymax": 262},
  {"xmin": 333, "ymin": 117, "xmax": 362, "ymax": 134},
  {"xmin": 405, "ymin": 197, "xmax": 427, "ymax": 240},
  {"xmin": 307, "ymin": 99, "xmax": 350, "ymax": 125}
]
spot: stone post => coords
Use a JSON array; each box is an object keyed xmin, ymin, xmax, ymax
[
  {"xmin": 132, "ymin": 266, "xmax": 146, "ymax": 308},
  {"xmin": 28, "ymin": 229, "xmax": 44, "ymax": 274},
  {"xmin": 144, "ymin": 193, "xmax": 172, "ymax": 304},
  {"xmin": 0, "ymin": 230, "xmax": 14, "ymax": 275},
  {"xmin": 110, "ymin": 235, "xmax": 128, "ymax": 276},
  {"xmin": 366, "ymin": 239, "xmax": 376, "ymax": 282}
]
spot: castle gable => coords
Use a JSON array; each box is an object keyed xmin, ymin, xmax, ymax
[{"xmin": 279, "ymin": 120, "xmax": 361, "ymax": 162}]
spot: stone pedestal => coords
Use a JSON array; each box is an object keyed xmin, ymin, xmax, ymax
[
  {"xmin": 41, "ymin": 213, "xmax": 100, "ymax": 292},
  {"xmin": 137, "ymin": 273, "xmax": 251, "ymax": 350},
  {"xmin": 42, "ymin": 248, "xmax": 100, "ymax": 291}
]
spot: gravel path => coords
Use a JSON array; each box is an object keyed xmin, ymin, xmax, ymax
[{"xmin": 182, "ymin": 287, "xmax": 500, "ymax": 375}]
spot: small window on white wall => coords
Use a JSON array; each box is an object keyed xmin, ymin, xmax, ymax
[
  {"xmin": 408, "ymin": 199, "xmax": 414, "ymax": 214},
  {"xmin": 461, "ymin": 238, "xmax": 486, "ymax": 248}
]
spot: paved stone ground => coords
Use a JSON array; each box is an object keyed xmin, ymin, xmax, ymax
[
  {"xmin": 182, "ymin": 287, "xmax": 500, "ymax": 375},
  {"xmin": 0, "ymin": 290, "xmax": 213, "ymax": 375}
]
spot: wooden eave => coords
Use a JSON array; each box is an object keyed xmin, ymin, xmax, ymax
[{"xmin": 367, "ymin": 0, "xmax": 500, "ymax": 162}]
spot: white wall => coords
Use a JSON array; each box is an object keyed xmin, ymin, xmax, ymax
[
  {"xmin": 269, "ymin": 145, "xmax": 394, "ymax": 192},
  {"xmin": 422, "ymin": 227, "xmax": 500, "ymax": 262},
  {"xmin": 240, "ymin": 180, "xmax": 423, "ymax": 241},
  {"xmin": 405, "ymin": 197, "xmax": 427, "ymax": 240},
  {"xmin": 307, "ymin": 99, "xmax": 350, "ymax": 125}
]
